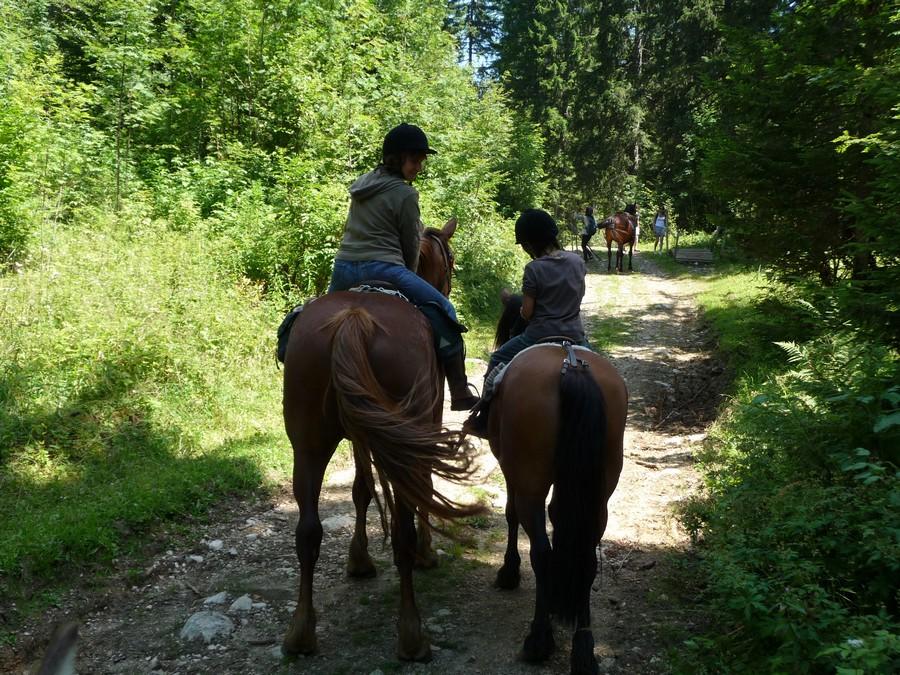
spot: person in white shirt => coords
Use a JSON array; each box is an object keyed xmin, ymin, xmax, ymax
[{"xmin": 653, "ymin": 206, "xmax": 668, "ymax": 252}]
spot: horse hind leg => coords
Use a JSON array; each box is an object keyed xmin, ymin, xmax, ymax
[
  {"xmin": 394, "ymin": 499, "xmax": 432, "ymax": 661},
  {"xmin": 283, "ymin": 445, "xmax": 333, "ymax": 655},
  {"xmin": 569, "ymin": 551, "xmax": 600, "ymax": 674},
  {"xmin": 414, "ymin": 474, "xmax": 438, "ymax": 569},
  {"xmin": 495, "ymin": 485, "xmax": 521, "ymax": 589},
  {"xmin": 518, "ymin": 495, "xmax": 555, "ymax": 663},
  {"xmin": 347, "ymin": 445, "xmax": 377, "ymax": 578}
]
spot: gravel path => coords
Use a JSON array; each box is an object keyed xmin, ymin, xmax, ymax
[{"xmin": 6, "ymin": 253, "xmax": 727, "ymax": 674}]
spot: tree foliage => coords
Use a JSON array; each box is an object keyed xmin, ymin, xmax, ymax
[
  {"xmin": 496, "ymin": 0, "xmax": 641, "ymax": 218},
  {"xmin": 1, "ymin": 0, "xmax": 540, "ymax": 316}
]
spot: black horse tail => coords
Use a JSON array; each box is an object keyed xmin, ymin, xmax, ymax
[
  {"xmin": 550, "ymin": 363, "xmax": 605, "ymax": 626},
  {"xmin": 325, "ymin": 307, "xmax": 486, "ymax": 532}
]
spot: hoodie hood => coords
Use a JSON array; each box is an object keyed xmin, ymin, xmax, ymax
[{"xmin": 349, "ymin": 166, "xmax": 408, "ymax": 201}]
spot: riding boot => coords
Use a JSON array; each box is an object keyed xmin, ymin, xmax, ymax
[
  {"xmin": 462, "ymin": 398, "xmax": 491, "ymax": 439},
  {"xmin": 442, "ymin": 349, "xmax": 480, "ymax": 411}
]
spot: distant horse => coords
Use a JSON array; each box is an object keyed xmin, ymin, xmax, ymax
[
  {"xmin": 482, "ymin": 300, "xmax": 627, "ymax": 673},
  {"xmin": 280, "ymin": 220, "xmax": 483, "ymax": 661},
  {"xmin": 603, "ymin": 212, "xmax": 636, "ymax": 272}
]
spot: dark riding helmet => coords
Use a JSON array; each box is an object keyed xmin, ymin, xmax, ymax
[
  {"xmin": 515, "ymin": 208, "xmax": 559, "ymax": 247},
  {"xmin": 382, "ymin": 123, "xmax": 437, "ymax": 158}
]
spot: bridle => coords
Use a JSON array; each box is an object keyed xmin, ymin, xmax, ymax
[{"xmin": 421, "ymin": 230, "xmax": 454, "ymax": 297}]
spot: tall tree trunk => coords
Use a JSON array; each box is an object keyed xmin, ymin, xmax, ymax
[{"xmin": 632, "ymin": 0, "xmax": 643, "ymax": 174}]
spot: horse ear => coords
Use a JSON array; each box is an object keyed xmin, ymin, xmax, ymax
[{"xmin": 442, "ymin": 217, "xmax": 458, "ymax": 239}]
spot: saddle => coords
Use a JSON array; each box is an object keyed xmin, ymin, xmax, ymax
[
  {"xmin": 483, "ymin": 338, "xmax": 591, "ymax": 403},
  {"xmin": 275, "ymin": 282, "xmax": 466, "ymax": 364}
]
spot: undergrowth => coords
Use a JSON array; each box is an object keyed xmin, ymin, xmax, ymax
[
  {"xmin": 674, "ymin": 271, "xmax": 900, "ymax": 672},
  {"xmin": 0, "ymin": 211, "xmax": 290, "ymax": 597}
]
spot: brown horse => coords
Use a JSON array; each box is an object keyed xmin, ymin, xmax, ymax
[
  {"xmin": 603, "ymin": 212, "xmax": 636, "ymax": 272},
  {"xmin": 280, "ymin": 220, "xmax": 482, "ymax": 661},
  {"xmin": 481, "ymin": 305, "xmax": 627, "ymax": 673}
]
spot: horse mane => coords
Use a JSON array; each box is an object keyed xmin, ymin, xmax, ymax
[{"xmin": 494, "ymin": 294, "xmax": 527, "ymax": 349}]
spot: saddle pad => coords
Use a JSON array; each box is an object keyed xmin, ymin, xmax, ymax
[
  {"xmin": 485, "ymin": 342, "xmax": 593, "ymax": 401},
  {"xmin": 276, "ymin": 302, "xmax": 307, "ymax": 363}
]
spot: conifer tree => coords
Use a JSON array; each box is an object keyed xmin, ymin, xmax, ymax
[{"xmin": 446, "ymin": 0, "xmax": 501, "ymax": 76}]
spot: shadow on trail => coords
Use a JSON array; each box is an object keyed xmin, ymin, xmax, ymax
[{"xmin": 270, "ymin": 487, "xmax": 696, "ymax": 674}]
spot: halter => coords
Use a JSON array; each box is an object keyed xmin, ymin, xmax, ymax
[{"xmin": 422, "ymin": 230, "xmax": 454, "ymax": 297}]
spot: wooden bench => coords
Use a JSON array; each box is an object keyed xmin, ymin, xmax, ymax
[{"xmin": 674, "ymin": 247, "xmax": 714, "ymax": 264}]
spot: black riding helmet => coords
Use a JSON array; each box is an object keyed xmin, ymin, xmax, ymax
[
  {"xmin": 515, "ymin": 208, "xmax": 559, "ymax": 248},
  {"xmin": 382, "ymin": 123, "xmax": 437, "ymax": 157}
]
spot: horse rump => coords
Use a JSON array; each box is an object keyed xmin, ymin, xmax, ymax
[{"xmin": 326, "ymin": 306, "xmax": 485, "ymax": 527}]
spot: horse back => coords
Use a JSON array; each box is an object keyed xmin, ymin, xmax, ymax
[
  {"xmin": 282, "ymin": 293, "xmax": 438, "ymax": 431},
  {"xmin": 491, "ymin": 347, "xmax": 626, "ymax": 499}
]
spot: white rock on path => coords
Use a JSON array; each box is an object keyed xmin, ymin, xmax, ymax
[
  {"xmin": 229, "ymin": 595, "xmax": 253, "ymax": 612},
  {"xmin": 207, "ymin": 539, "xmax": 224, "ymax": 551},
  {"xmin": 320, "ymin": 514, "xmax": 354, "ymax": 532},
  {"xmin": 179, "ymin": 612, "xmax": 234, "ymax": 643},
  {"xmin": 203, "ymin": 591, "xmax": 228, "ymax": 605}
]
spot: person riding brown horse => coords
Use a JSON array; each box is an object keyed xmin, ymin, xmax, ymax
[
  {"xmin": 327, "ymin": 123, "xmax": 478, "ymax": 411},
  {"xmin": 466, "ymin": 291, "xmax": 627, "ymax": 673},
  {"xmin": 464, "ymin": 209, "xmax": 589, "ymax": 437},
  {"xmin": 280, "ymin": 127, "xmax": 485, "ymax": 661}
]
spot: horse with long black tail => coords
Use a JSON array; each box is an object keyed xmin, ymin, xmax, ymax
[
  {"xmin": 477, "ymin": 297, "xmax": 627, "ymax": 674},
  {"xmin": 279, "ymin": 220, "xmax": 484, "ymax": 661}
]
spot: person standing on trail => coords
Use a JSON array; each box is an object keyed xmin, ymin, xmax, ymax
[
  {"xmin": 464, "ymin": 208, "xmax": 589, "ymax": 437},
  {"xmin": 327, "ymin": 123, "xmax": 479, "ymax": 411},
  {"xmin": 653, "ymin": 206, "xmax": 668, "ymax": 252},
  {"xmin": 581, "ymin": 206, "xmax": 598, "ymax": 261}
]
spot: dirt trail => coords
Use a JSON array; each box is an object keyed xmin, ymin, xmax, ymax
[{"xmin": 7, "ymin": 254, "xmax": 727, "ymax": 674}]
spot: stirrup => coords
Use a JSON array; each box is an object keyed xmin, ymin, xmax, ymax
[{"xmin": 462, "ymin": 406, "xmax": 490, "ymax": 439}]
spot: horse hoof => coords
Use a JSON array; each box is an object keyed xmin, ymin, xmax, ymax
[
  {"xmin": 571, "ymin": 630, "xmax": 598, "ymax": 674},
  {"xmin": 414, "ymin": 549, "xmax": 439, "ymax": 570},
  {"xmin": 495, "ymin": 564, "xmax": 520, "ymax": 590},
  {"xmin": 282, "ymin": 608, "xmax": 317, "ymax": 655},
  {"xmin": 282, "ymin": 628, "xmax": 317, "ymax": 656},
  {"xmin": 521, "ymin": 621, "xmax": 555, "ymax": 663},
  {"xmin": 347, "ymin": 554, "xmax": 377, "ymax": 578},
  {"xmin": 397, "ymin": 635, "xmax": 432, "ymax": 662}
]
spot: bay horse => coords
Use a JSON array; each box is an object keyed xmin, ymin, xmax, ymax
[
  {"xmin": 280, "ymin": 220, "xmax": 483, "ymax": 661},
  {"xmin": 481, "ymin": 300, "xmax": 627, "ymax": 674},
  {"xmin": 603, "ymin": 212, "xmax": 636, "ymax": 272}
]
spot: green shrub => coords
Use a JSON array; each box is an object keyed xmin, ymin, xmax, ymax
[
  {"xmin": 682, "ymin": 329, "xmax": 899, "ymax": 672},
  {"xmin": 0, "ymin": 213, "xmax": 289, "ymax": 584}
]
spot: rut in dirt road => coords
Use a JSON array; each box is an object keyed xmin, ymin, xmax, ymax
[{"xmin": 8, "ymin": 253, "xmax": 727, "ymax": 675}]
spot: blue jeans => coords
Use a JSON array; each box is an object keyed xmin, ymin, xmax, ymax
[
  {"xmin": 329, "ymin": 259, "xmax": 458, "ymax": 321},
  {"xmin": 328, "ymin": 259, "xmax": 462, "ymax": 356}
]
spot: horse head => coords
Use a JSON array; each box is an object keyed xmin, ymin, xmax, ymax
[{"xmin": 417, "ymin": 217, "xmax": 457, "ymax": 296}]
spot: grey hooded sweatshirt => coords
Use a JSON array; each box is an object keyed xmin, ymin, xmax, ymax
[{"xmin": 335, "ymin": 166, "xmax": 423, "ymax": 271}]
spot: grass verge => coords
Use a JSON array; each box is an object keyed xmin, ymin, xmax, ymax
[
  {"xmin": 668, "ymin": 261, "xmax": 899, "ymax": 672},
  {"xmin": 0, "ymin": 213, "xmax": 290, "ymax": 604}
]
